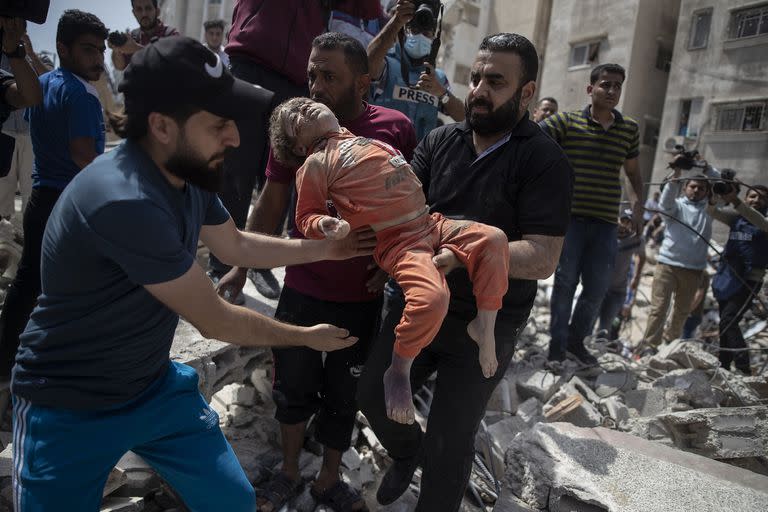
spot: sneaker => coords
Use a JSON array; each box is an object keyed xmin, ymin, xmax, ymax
[
  {"xmin": 376, "ymin": 449, "xmax": 422, "ymax": 505},
  {"xmin": 248, "ymin": 268, "xmax": 281, "ymax": 299},
  {"xmin": 566, "ymin": 343, "xmax": 598, "ymax": 366}
]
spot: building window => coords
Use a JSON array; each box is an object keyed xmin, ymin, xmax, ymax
[
  {"xmin": 655, "ymin": 44, "xmax": 672, "ymax": 72},
  {"xmin": 715, "ymin": 101, "xmax": 767, "ymax": 131},
  {"xmin": 688, "ymin": 9, "xmax": 712, "ymax": 49},
  {"xmin": 569, "ymin": 41, "xmax": 601, "ymax": 68},
  {"xmin": 728, "ymin": 4, "xmax": 768, "ymax": 39},
  {"xmin": 678, "ymin": 98, "xmax": 703, "ymax": 137}
]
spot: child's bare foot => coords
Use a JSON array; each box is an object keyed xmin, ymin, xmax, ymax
[
  {"xmin": 383, "ymin": 365, "xmax": 415, "ymax": 424},
  {"xmin": 468, "ymin": 317, "xmax": 498, "ymax": 378}
]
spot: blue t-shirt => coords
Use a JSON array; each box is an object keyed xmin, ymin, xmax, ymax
[
  {"xmin": 26, "ymin": 68, "xmax": 105, "ymax": 190},
  {"xmin": 370, "ymin": 48, "xmax": 449, "ymax": 141},
  {"xmin": 12, "ymin": 140, "xmax": 230, "ymax": 409}
]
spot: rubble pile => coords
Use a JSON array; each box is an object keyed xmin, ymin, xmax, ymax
[{"xmin": 480, "ymin": 280, "xmax": 768, "ymax": 512}]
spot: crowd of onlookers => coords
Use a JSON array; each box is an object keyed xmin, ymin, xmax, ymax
[{"xmin": 0, "ymin": 1, "xmax": 766, "ymax": 511}]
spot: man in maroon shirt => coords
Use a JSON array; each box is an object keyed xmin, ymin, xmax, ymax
[
  {"xmin": 209, "ymin": 0, "xmax": 383, "ymax": 301},
  {"xmin": 110, "ymin": 0, "xmax": 180, "ymax": 71},
  {"xmin": 217, "ymin": 33, "xmax": 416, "ymax": 512}
]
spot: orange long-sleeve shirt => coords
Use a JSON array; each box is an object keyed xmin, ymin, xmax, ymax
[{"xmin": 295, "ymin": 128, "xmax": 426, "ymax": 239}]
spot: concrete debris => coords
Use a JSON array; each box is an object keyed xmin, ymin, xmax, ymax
[
  {"xmin": 543, "ymin": 384, "xmax": 602, "ymax": 427},
  {"xmin": 516, "ymin": 369, "xmax": 564, "ymax": 402},
  {"xmin": 656, "ymin": 406, "xmax": 768, "ymax": 459},
  {"xmin": 651, "ymin": 369, "xmax": 724, "ymax": 409},
  {"xmin": 502, "ymin": 422, "xmax": 768, "ymax": 511},
  {"xmin": 594, "ymin": 371, "xmax": 637, "ymax": 396}
]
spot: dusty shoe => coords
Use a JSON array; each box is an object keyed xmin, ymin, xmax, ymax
[{"xmin": 248, "ymin": 268, "xmax": 281, "ymax": 299}]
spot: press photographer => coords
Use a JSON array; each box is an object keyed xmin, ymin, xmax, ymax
[
  {"xmin": 708, "ymin": 175, "xmax": 768, "ymax": 374},
  {"xmin": 368, "ymin": 0, "xmax": 464, "ymax": 140},
  {"xmin": 641, "ymin": 152, "xmax": 719, "ymax": 351}
]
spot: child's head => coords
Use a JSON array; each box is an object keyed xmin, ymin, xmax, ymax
[{"xmin": 269, "ymin": 97, "xmax": 340, "ymax": 166}]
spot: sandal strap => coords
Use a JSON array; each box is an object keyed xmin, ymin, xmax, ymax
[
  {"xmin": 259, "ymin": 472, "xmax": 300, "ymax": 508},
  {"xmin": 312, "ymin": 480, "xmax": 367, "ymax": 512}
]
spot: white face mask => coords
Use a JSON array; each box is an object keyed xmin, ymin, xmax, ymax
[{"xmin": 404, "ymin": 34, "xmax": 432, "ymax": 60}]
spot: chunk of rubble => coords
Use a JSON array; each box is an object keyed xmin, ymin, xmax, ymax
[
  {"xmin": 656, "ymin": 406, "xmax": 768, "ymax": 459},
  {"xmin": 543, "ymin": 383, "xmax": 602, "ymax": 428},
  {"xmin": 656, "ymin": 339, "xmax": 720, "ymax": 370},
  {"xmin": 594, "ymin": 371, "xmax": 637, "ymax": 396},
  {"xmin": 502, "ymin": 422, "xmax": 768, "ymax": 511},
  {"xmin": 651, "ymin": 369, "xmax": 724, "ymax": 408},
  {"xmin": 515, "ymin": 369, "xmax": 563, "ymax": 402}
]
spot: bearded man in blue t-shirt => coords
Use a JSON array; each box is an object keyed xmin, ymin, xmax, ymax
[{"xmin": 9, "ymin": 36, "xmax": 373, "ymax": 512}]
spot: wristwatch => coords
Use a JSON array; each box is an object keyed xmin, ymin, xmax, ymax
[
  {"xmin": 2, "ymin": 43, "xmax": 26, "ymax": 60},
  {"xmin": 439, "ymin": 90, "xmax": 452, "ymax": 105}
]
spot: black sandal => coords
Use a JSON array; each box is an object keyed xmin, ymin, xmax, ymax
[
  {"xmin": 256, "ymin": 472, "xmax": 302, "ymax": 512},
  {"xmin": 310, "ymin": 480, "xmax": 369, "ymax": 512}
]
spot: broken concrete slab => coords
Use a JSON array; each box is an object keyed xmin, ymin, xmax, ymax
[
  {"xmin": 656, "ymin": 406, "xmax": 768, "ymax": 459},
  {"xmin": 503, "ymin": 422, "xmax": 768, "ymax": 511},
  {"xmin": 741, "ymin": 376, "xmax": 768, "ymax": 399},
  {"xmin": 515, "ymin": 369, "xmax": 563, "ymax": 402},
  {"xmin": 0, "ymin": 444, "xmax": 10, "ymax": 478},
  {"xmin": 652, "ymin": 369, "xmax": 724, "ymax": 408},
  {"xmin": 624, "ymin": 388, "xmax": 670, "ymax": 417},
  {"xmin": 99, "ymin": 497, "xmax": 144, "ymax": 512},
  {"xmin": 594, "ymin": 372, "xmax": 637, "ymax": 396},
  {"xmin": 656, "ymin": 340, "xmax": 720, "ymax": 370},
  {"xmin": 103, "ymin": 467, "xmax": 127, "ymax": 497},
  {"xmin": 487, "ymin": 375, "xmax": 520, "ymax": 415}
]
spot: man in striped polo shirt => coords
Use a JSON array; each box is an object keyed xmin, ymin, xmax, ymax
[{"xmin": 539, "ymin": 63, "xmax": 644, "ymax": 364}]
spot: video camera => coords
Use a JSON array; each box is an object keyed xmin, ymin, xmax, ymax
[
  {"xmin": 411, "ymin": 1, "xmax": 441, "ymax": 33},
  {"xmin": 669, "ymin": 144, "xmax": 706, "ymax": 170},
  {"xmin": 713, "ymin": 168, "xmax": 740, "ymax": 196},
  {"xmin": 0, "ymin": 0, "xmax": 50, "ymax": 24}
]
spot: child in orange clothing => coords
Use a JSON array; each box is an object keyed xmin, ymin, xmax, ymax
[{"xmin": 269, "ymin": 98, "xmax": 510, "ymax": 425}]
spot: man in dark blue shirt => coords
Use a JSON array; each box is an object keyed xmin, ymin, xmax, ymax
[
  {"xmin": 0, "ymin": 10, "xmax": 107, "ymax": 377},
  {"xmin": 10, "ymin": 37, "xmax": 373, "ymax": 512}
]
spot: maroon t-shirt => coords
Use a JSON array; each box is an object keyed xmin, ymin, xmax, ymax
[
  {"xmin": 267, "ymin": 103, "xmax": 417, "ymax": 302},
  {"xmin": 227, "ymin": 0, "xmax": 382, "ymax": 86}
]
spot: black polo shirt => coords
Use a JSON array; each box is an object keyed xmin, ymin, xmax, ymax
[{"xmin": 411, "ymin": 114, "xmax": 573, "ymax": 323}]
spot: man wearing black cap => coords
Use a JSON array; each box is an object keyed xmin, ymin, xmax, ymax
[{"xmin": 9, "ymin": 36, "xmax": 373, "ymax": 512}]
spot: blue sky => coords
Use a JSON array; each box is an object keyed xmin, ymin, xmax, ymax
[{"xmin": 26, "ymin": 0, "xmax": 136, "ymax": 68}]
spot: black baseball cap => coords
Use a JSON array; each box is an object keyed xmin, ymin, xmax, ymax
[{"xmin": 118, "ymin": 36, "xmax": 273, "ymax": 120}]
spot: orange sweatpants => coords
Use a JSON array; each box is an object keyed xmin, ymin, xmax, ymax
[{"xmin": 374, "ymin": 212, "xmax": 510, "ymax": 359}]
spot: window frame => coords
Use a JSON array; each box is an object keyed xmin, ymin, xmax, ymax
[
  {"xmin": 727, "ymin": 3, "xmax": 768, "ymax": 40},
  {"xmin": 688, "ymin": 8, "xmax": 713, "ymax": 50},
  {"xmin": 568, "ymin": 40, "xmax": 602, "ymax": 70},
  {"xmin": 714, "ymin": 100, "xmax": 767, "ymax": 132}
]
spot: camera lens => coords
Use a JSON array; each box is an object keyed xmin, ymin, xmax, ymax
[{"xmin": 413, "ymin": 4, "xmax": 436, "ymax": 32}]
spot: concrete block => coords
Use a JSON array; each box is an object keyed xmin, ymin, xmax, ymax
[
  {"xmin": 228, "ymin": 404, "xmax": 256, "ymax": 427},
  {"xmin": 342, "ymin": 447, "xmax": 362, "ymax": 471},
  {"xmin": 0, "ymin": 444, "xmax": 11, "ymax": 478},
  {"xmin": 657, "ymin": 406, "xmax": 768, "ymax": 459},
  {"xmin": 516, "ymin": 370, "xmax": 564, "ymax": 402},
  {"xmin": 503, "ymin": 422, "xmax": 768, "ymax": 511},
  {"xmin": 487, "ymin": 375, "xmax": 520, "ymax": 414},
  {"xmin": 656, "ymin": 340, "xmax": 720, "ymax": 370},
  {"xmin": 624, "ymin": 388, "xmax": 670, "ymax": 417},
  {"xmin": 594, "ymin": 372, "xmax": 637, "ymax": 396},
  {"xmin": 100, "ymin": 497, "xmax": 144, "ymax": 511},
  {"xmin": 652, "ymin": 369, "xmax": 723, "ymax": 408},
  {"xmin": 103, "ymin": 467, "xmax": 127, "ymax": 497},
  {"xmin": 567, "ymin": 376, "xmax": 601, "ymax": 405},
  {"xmin": 742, "ymin": 376, "xmax": 768, "ymax": 399}
]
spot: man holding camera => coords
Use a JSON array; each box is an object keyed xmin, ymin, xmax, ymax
[
  {"xmin": 708, "ymin": 182, "xmax": 768, "ymax": 374},
  {"xmin": 368, "ymin": 0, "xmax": 464, "ymax": 141},
  {"xmin": 641, "ymin": 154, "xmax": 720, "ymax": 350},
  {"xmin": 110, "ymin": 0, "xmax": 179, "ymax": 71}
]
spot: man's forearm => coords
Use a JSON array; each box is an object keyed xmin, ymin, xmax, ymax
[
  {"xmin": 508, "ymin": 236, "xmax": 563, "ymax": 280},
  {"xmin": 202, "ymin": 301, "xmax": 304, "ymax": 347},
  {"xmin": 227, "ymin": 231, "xmax": 332, "ymax": 269},
  {"xmin": 443, "ymin": 95, "xmax": 465, "ymax": 122},
  {"xmin": 7, "ymin": 55, "xmax": 41, "ymax": 107},
  {"xmin": 368, "ymin": 16, "xmax": 402, "ymax": 79}
]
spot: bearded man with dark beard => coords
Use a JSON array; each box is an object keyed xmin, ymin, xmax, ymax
[
  {"xmin": 8, "ymin": 37, "xmax": 376, "ymax": 512},
  {"xmin": 357, "ymin": 33, "xmax": 574, "ymax": 511}
]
